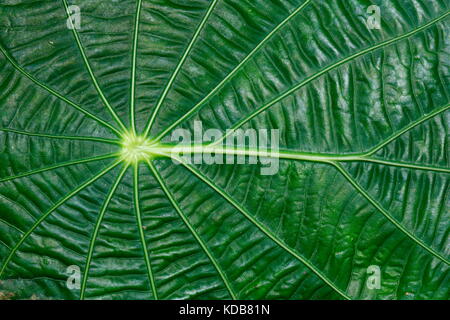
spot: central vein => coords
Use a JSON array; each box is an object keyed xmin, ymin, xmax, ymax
[{"xmin": 120, "ymin": 130, "xmax": 362, "ymax": 166}]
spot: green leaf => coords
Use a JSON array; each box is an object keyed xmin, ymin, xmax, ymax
[{"xmin": 0, "ymin": 0, "xmax": 448, "ymax": 300}]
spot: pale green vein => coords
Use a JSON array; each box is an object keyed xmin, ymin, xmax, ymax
[
  {"xmin": 173, "ymin": 157, "xmax": 350, "ymax": 300},
  {"xmin": 0, "ymin": 128, "xmax": 121, "ymax": 145},
  {"xmin": 80, "ymin": 164, "xmax": 128, "ymax": 300},
  {"xmin": 0, "ymin": 239, "xmax": 11, "ymax": 250},
  {"xmin": 359, "ymin": 158, "xmax": 450, "ymax": 174},
  {"xmin": 0, "ymin": 44, "xmax": 122, "ymax": 137},
  {"xmin": 0, "ymin": 160, "xmax": 121, "ymax": 279},
  {"xmin": 333, "ymin": 163, "xmax": 449, "ymax": 265},
  {"xmin": 147, "ymin": 160, "xmax": 237, "ymax": 300},
  {"xmin": 0, "ymin": 217, "xmax": 24, "ymax": 235},
  {"xmin": 153, "ymin": 0, "xmax": 312, "ymax": 141},
  {"xmin": 62, "ymin": 0, "xmax": 127, "ymax": 133},
  {"xmin": 215, "ymin": 11, "xmax": 450, "ymax": 144},
  {"xmin": 133, "ymin": 164, "xmax": 158, "ymax": 300},
  {"xmin": 0, "ymin": 153, "xmax": 118, "ymax": 183},
  {"xmin": 149, "ymin": 144, "xmax": 362, "ymax": 162},
  {"xmin": 130, "ymin": 0, "xmax": 143, "ymax": 133},
  {"xmin": 143, "ymin": 0, "xmax": 220, "ymax": 137},
  {"xmin": 364, "ymin": 103, "xmax": 450, "ymax": 156}
]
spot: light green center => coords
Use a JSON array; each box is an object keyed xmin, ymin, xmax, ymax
[{"xmin": 120, "ymin": 132, "xmax": 154, "ymax": 165}]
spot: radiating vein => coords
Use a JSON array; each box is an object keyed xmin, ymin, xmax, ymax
[
  {"xmin": 0, "ymin": 44, "xmax": 122, "ymax": 137},
  {"xmin": 0, "ymin": 239, "xmax": 11, "ymax": 250},
  {"xmin": 147, "ymin": 160, "xmax": 237, "ymax": 300},
  {"xmin": 364, "ymin": 103, "xmax": 450, "ymax": 156},
  {"xmin": 0, "ymin": 153, "xmax": 118, "ymax": 183},
  {"xmin": 133, "ymin": 164, "xmax": 158, "ymax": 300},
  {"xmin": 130, "ymin": 0, "xmax": 143, "ymax": 133},
  {"xmin": 80, "ymin": 164, "xmax": 128, "ymax": 300},
  {"xmin": 62, "ymin": 0, "xmax": 127, "ymax": 132},
  {"xmin": 214, "ymin": 11, "xmax": 450, "ymax": 144},
  {"xmin": 0, "ymin": 160, "xmax": 121, "ymax": 279},
  {"xmin": 149, "ymin": 144, "xmax": 450, "ymax": 173},
  {"xmin": 360, "ymin": 158, "xmax": 450, "ymax": 174},
  {"xmin": 149, "ymin": 144, "xmax": 362, "ymax": 162},
  {"xmin": 0, "ymin": 128, "xmax": 121, "ymax": 145},
  {"xmin": 172, "ymin": 157, "xmax": 351, "ymax": 300},
  {"xmin": 143, "ymin": 0, "xmax": 220, "ymax": 137},
  {"xmin": 333, "ymin": 163, "xmax": 449, "ymax": 265},
  {"xmin": 153, "ymin": 0, "xmax": 312, "ymax": 141},
  {"xmin": 0, "ymin": 217, "xmax": 24, "ymax": 235}
]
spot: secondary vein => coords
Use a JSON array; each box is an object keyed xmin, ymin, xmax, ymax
[
  {"xmin": 0, "ymin": 128, "xmax": 121, "ymax": 145},
  {"xmin": 80, "ymin": 164, "xmax": 128, "ymax": 299},
  {"xmin": 0, "ymin": 160, "xmax": 121, "ymax": 279},
  {"xmin": 0, "ymin": 153, "xmax": 119, "ymax": 183},
  {"xmin": 133, "ymin": 164, "xmax": 159, "ymax": 300},
  {"xmin": 130, "ymin": 0, "xmax": 143, "ymax": 133},
  {"xmin": 147, "ymin": 160, "xmax": 237, "ymax": 300},
  {"xmin": 62, "ymin": 0, "xmax": 127, "ymax": 133},
  {"xmin": 175, "ymin": 157, "xmax": 351, "ymax": 300},
  {"xmin": 333, "ymin": 163, "xmax": 449, "ymax": 265},
  {"xmin": 143, "ymin": 0, "xmax": 220, "ymax": 137},
  {"xmin": 0, "ymin": 44, "xmax": 122, "ymax": 137},
  {"xmin": 152, "ymin": 0, "xmax": 312, "ymax": 141},
  {"xmin": 364, "ymin": 103, "xmax": 450, "ymax": 156},
  {"xmin": 215, "ymin": 11, "xmax": 450, "ymax": 145}
]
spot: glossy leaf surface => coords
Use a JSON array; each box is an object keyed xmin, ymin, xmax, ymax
[{"xmin": 0, "ymin": 0, "xmax": 449, "ymax": 300}]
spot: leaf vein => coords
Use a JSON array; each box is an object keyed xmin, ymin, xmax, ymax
[
  {"xmin": 0, "ymin": 160, "xmax": 120, "ymax": 279},
  {"xmin": 147, "ymin": 160, "xmax": 237, "ymax": 300},
  {"xmin": 133, "ymin": 164, "xmax": 159, "ymax": 300},
  {"xmin": 175, "ymin": 158, "xmax": 351, "ymax": 300},
  {"xmin": 80, "ymin": 164, "xmax": 128, "ymax": 299}
]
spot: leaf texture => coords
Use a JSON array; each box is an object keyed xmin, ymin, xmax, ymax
[{"xmin": 0, "ymin": 0, "xmax": 449, "ymax": 300}]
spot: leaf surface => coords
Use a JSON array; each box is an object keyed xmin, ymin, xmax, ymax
[{"xmin": 0, "ymin": 0, "xmax": 449, "ymax": 300}]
